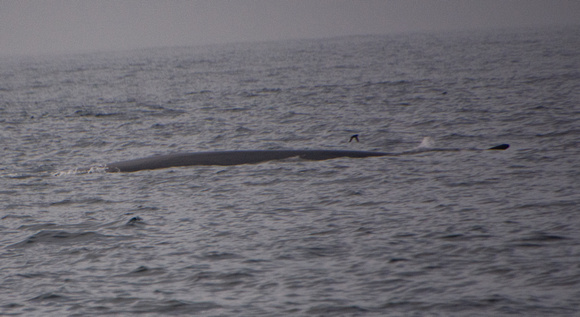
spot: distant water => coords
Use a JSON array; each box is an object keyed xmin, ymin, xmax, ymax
[{"xmin": 1, "ymin": 27, "xmax": 579, "ymax": 316}]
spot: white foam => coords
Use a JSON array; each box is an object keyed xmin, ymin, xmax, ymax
[
  {"xmin": 418, "ymin": 136, "xmax": 435, "ymax": 148},
  {"xmin": 53, "ymin": 165, "xmax": 108, "ymax": 176}
]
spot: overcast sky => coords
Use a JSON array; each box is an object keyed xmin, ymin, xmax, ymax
[{"xmin": 1, "ymin": 0, "xmax": 579, "ymax": 56}]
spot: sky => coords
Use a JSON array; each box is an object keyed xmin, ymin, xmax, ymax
[{"xmin": 1, "ymin": 0, "xmax": 579, "ymax": 56}]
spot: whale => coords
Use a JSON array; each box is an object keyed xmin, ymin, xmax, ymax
[
  {"xmin": 104, "ymin": 150, "xmax": 391, "ymax": 172},
  {"xmin": 101, "ymin": 144, "xmax": 509, "ymax": 173}
]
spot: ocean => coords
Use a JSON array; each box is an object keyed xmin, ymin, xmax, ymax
[{"xmin": 1, "ymin": 26, "xmax": 579, "ymax": 316}]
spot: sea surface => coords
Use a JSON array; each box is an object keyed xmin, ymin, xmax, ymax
[{"xmin": 1, "ymin": 27, "xmax": 579, "ymax": 316}]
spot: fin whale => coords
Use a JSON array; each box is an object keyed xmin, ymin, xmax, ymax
[
  {"xmin": 104, "ymin": 150, "xmax": 389, "ymax": 173},
  {"xmin": 102, "ymin": 144, "xmax": 509, "ymax": 173}
]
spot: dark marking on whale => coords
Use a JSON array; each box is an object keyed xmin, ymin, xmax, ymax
[
  {"xmin": 487, "ymin": 144, "xmax": 510, "ymax": 150},
  {"xmin": 104, "ymin": 150, "xmax": 390, "ymax": 173}
]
